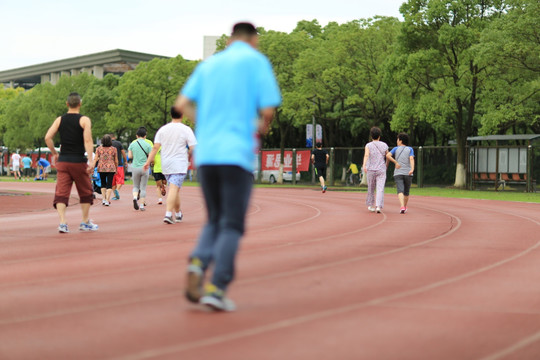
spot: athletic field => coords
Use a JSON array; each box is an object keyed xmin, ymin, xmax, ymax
[{"xmin": 1, "ymin": 182, "xmax": 539, "ymax": 359}]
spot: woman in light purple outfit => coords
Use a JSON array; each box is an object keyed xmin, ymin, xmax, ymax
[{"xmin": 362, "ymin": 127, "xmax": 388, "ymax": 213}]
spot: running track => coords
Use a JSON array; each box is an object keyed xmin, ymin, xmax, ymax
[{"xmin": 0, "ymin": 182, "xmax": 539, "ymax": 360}]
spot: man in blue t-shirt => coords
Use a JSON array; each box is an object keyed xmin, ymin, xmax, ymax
[
  {"xmin": 36, "ymin": 158, "xmax": 51, "ymax": 180},
  {"xmin": 21, "ymin": 155, "xmax": 33, "ymax": 181},
  {"xmin": 386, "ymin": 132, "xmax": 415, "ymax": 214},
  {"xmin": 175, "ymin": 22, "xmax": 281, "ymax": 311}
]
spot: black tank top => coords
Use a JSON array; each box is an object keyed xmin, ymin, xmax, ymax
[{"xmin": 58, "ymin": 113, "xmax": 87, "ymax": 163}]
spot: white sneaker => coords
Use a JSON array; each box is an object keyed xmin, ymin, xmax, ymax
[
  {"xmin": 376, "ymin": 207, "xmax": 382, "ymax": 213},
  {"xmin": 368, "ymin": 206, "xmax": 376, "ymax": 212},
  {"xmin": 157, "ymin": 198, "xmax": 163, "ymax": 205}
]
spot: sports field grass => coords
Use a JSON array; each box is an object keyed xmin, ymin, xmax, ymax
[{"xmin": 1, "ymin": 176, "xmax": 538, "ymax": 203}]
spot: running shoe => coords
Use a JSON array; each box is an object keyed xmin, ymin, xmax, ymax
[
  {"xmin": 322, "ymin": 185, "xmax": 327, "ymax": 193},
  {"xmin": 404, "ymin": 207, "xmax": 408, "ymax": 213},
  {"xmin": 157, "ymin": 198, "xmax": 163, "ymax": 205},
  {"xmin": 104, "ymin": 201, "xmax": 110, "ymax": 206},
  {"xmin": 114, "ymin": 189, "xmax": 120, "ymax": 199},
  {"xmin": 112, "ymin": 197, "xmax": 119, "ymax": 200},
  {"xmin": 368, "ymin": 206, "xmax": 376, "ymax": 212},
  {"xmin": 400, "ymin": 207, "xmax": 406, "ymax": 214},
  {"xmin": 376, "ymin": 207, "xmax": 382, "ymax": 213},
  {"xmin": 175, "ymin": 214, "xmax": 183, "ymax": 223},
  {"xmin": 139, "ymin": 205, "xmax": 146, "ymax": 211},
  {"xmin": 163, "ymin": 216, "xmax": 174, "ymax": 224},
  {"xmin": 58, "ymin": 223, "xmax": 69, "ymax": 233},
  {"xmin": 133, "ymin": 199, "xmax": 139, "ymax": 210},
  {"xmin": 200, "ymin": 283, "xmax": 236, "ymax": 312},
  {"xmin": 79, "ymin": 220, "xmax": 99, "ymax": 231},
  {"xmin": 185, "ymin": 258, "xmax": 204, "ymax": 303}
]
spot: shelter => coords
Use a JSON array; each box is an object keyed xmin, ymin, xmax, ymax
[{"xmin": 468, "ymin": 135, "xmax": 539, "ymax": 192}]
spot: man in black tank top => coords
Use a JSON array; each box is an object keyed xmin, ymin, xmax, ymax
[{"xmin": 45, "ymin": 92, "xmax": 99, "ymax": 233}]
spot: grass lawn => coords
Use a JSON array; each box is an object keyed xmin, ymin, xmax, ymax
[{"xmin": 1, "ymin": 176, "xmax": 537, "ymax": 203}]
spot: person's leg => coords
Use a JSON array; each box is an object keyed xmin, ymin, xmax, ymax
[
  {"xmin": 71, "ymin": 162, "xmax": 95, "ymax": 223},
  {"xmin": 190, "ymin": 166, "xmax": 221, "ymax": 269},
  {"xmin": 365, "ymin": 170, "xmax": 376, "ymax": 207},
  {"xmin": 99, "ymin": 172, "xmax": 107, "ymax": 202},
  {"xmin": 156, "ymin": 179, "xmax": 162, "ymax": 200},
  {"xmin": 209, "ymin": 166, "xmax": 253, "ymax": 292},
  {"xmin": 166, "ymin": 183, "xmax": 179, "ymax": 213},
  {"xmin": 403, "ymin": 175, "xmax": 412, "ymax": 208},
  {"xmin": 53, "ymin": 162, "xmax": 73, "ymax": 224},
  {"xmin": 395, "ymin": 175, "xmax": 405, "ymax": 208},
  {"xmin": 132, "ymin": 168, "xmax": 141, "ymax": 200},
  {"xmin": 138, "ymin": 170, "xmax": 149, "ymax": 209},
  {"xmin": 375, "ymin": 170, "xmax": 386, "ymax": 209}
]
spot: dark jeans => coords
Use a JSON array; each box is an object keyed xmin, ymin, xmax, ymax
[{"xmin": 191, "ymin": 165, "xmax": 253, "ymax": 291}]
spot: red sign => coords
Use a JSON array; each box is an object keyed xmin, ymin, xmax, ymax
[{"xmin": 261, "ymin": 150, "xmax": 311, "ymax": 171}]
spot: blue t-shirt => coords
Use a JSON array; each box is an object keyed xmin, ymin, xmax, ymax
[
  {"xmin": 181, "ymin": 41, "xmax": 281, "ymax": 172},
  {"xmin": 22, "ymin": 157, "xmax": 32, "ymax": 168},
  {"xmin": 38, "ymin": 159, "xmax": 50, "ymax": 167},
  {"xmin": 390, "ymin": 146, "xmax": 414, "ymax": 176}
]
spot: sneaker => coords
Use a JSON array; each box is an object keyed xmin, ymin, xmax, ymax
[
  {"xmin": 157, "ymin": 198, "xmax": 163, "ymax": 205},
  {"xmin": 376, "ymin": 207, "xmax": 382, "ymax": 213},
  {"xmin": 175, "ymin": 214, "xmax": 183, "ymax": 223},
  {"xmin": 368, "ymin": 206, "xmax": 376, "ymax": 212},
  {"xmin": 79, "ymin": 220, "xmax": 99, "ymax": 231},
  {"xmin": 185, "ymin": 258, "xmax": 204, "ymax": 303},
  {"xmin": 104, "ymin": 201, "xmax": 110, "ymax": 206},
  {"xmin": 102, "ymin": 200, "xmax": 106, "ymax": 206},
  {"xmin": 400, "ymin": 207, "xmax": 406, "ymax": 214},
  {"xmin": 404, "ymin": 207, "xmax": 408, "ymax": 213},
  {"xmin": 139, "ymin": 206, "xmax": 146, "ymax": 211},
  {"xmin": 114, "ymin": 190, "xmax": 120, "ymax": 199},
  {"xmin": 133, "ymin": 199, "xmax": 139, "ymax": 210},
  {"xmin": 58, "ymin": 224, "xmax": 69, "ymax": 233},
  {"xmin": 112, "ymin": 197, "xmax": 119, "ymax": 201},
  {"xmin": 200, "ymin": 284, "xmax": 236, "ymax": 312},
  {"xmin": 163, "ymin": 216, "xmax": 174, "ymax": 224},
  {"xmin": 322, "ymin": 185, "xmax": 327, "ymax": 193}
]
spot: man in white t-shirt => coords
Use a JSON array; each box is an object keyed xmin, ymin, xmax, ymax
[
  {"xmin": 144, "ymin": 106, "xmax": 197, "ymax": 224},
  {"xmin": 10, "ymin": 152, "xmax": 22, "ymax": 180}
]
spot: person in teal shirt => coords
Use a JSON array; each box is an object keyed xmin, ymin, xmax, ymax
[
  {"xmin": 128, "ymin": 127, "xmax": 152, "ymax": 211},
  {"xmin": 176, "ymin": 22, "xmax": 281, "ymax": 311},
  {"xmin": 21, "ymin": 155, "xmax": 33, "ymax": 181}
]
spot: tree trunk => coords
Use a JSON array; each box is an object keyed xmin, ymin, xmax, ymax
[{"xmin": 454, "ymin": 132, "xmax": 467, "ymax": 188}]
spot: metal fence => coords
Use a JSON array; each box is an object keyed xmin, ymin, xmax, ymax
[{"xmin": 261, "ymin": 144, "xmax": 538, "ymax": 192}]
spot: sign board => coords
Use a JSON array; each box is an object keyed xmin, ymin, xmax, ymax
[{"xmin": 261, "ymin": 150, "xmax": 311, "ymax": 172}]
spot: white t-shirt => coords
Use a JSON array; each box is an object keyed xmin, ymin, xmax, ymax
[
  {"xmin": 11, "ymin": 153, "xmax": 21, "ymax": 168},
  {"xmin": 154, "ymin": 122, "xmax": 197, "ymax": 174}
]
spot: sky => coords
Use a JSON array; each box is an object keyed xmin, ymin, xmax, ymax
[{"xmin": 0, "ymin": 0, "xmax": 405, "ymax": 71}]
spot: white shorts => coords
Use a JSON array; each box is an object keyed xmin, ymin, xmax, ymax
[{"xmin": 13, "ymin": 165, "xmax": 20, "ymax": 171}]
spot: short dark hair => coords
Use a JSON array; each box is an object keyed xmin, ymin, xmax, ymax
[
  {"xmin": 136, "ymin": 127, "xmax": 147, "ymax": 138},
  {"xmin": 397, "ymin": 132, "xmax": 409, "ymax": 146},
  {"xmin": 316, "ymin": 142, "xmax": 323, "ymax": 148},
  {"xmin": 101, "ymin": 134, "xmax": 112, "ymax": 147},
  {"xmin": 232, "ymin": 22, "xmax": 258, "ymax": 37},
  {"xmin": 67, "ymin": 92, "xmax": 81, "ymax": 108},
  {"xmin": 170, "ymin": 106, "xmax": 182, "ymax": 119},
  {"xmin": 370, "ymin": 127, "xmax": 381, "ymax": 140}
]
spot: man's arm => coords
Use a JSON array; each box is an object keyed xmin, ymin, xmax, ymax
[
  {"xmin": 258, "ymin": 107, "xmax": 275, "ymax": 135},
  {"xmin": 409, "ymin": 156, "xmax": 415, "ymax": 175},
  {"xmin": 175, "ymin": 95, "xmax": 196, "ymax": 123},
  {"xmin": 143, "ymin": 143, "xmax": 161, "ymax": 171},
  {"xmin": 80, "ymin": 116, "xmax": 95, "ymax": 172},
  {"xmin": 121, "ymin": 149, "xmax": 127, "ymax": 165},
  {"xmin": 386, "ymin": 151, "xmax": 401, "ymax": 169},
  {"xmin": 44, "ymin": 117, "xmax": 62, "ymax": 161}
]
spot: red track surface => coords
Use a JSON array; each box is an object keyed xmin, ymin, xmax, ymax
[{"xmin": 0, "ymin": 182, "xmax": 539, "ymax": 360}]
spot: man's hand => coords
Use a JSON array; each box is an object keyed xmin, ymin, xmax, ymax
[{"xmin": 143, "ymin": 162, "xmax": 150, "ymax": 171}]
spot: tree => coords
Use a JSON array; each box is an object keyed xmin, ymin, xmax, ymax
[
  {"xmin": 395, "ymin": 0, "xmax": 508, "ymax": 188},
  {"xmin": 106, "ymin": 56, "xmax": 197, "ymax": 141}
]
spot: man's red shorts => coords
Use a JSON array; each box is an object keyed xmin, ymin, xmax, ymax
[{"xmin": 112, "ymin": 166, "xmax": 125, "ymax": 186}]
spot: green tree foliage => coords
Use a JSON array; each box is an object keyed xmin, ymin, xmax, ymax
[
  {"xmin": 106, "ymin": 56, "xmax": 197, "ymax": 141},
  {"xmin": 394, "ymin": 0, "xmax": 509, "ymax": 187},
  {"xmin": 476, "ymin": 0, "xmax": 540, "ymax": 134}
]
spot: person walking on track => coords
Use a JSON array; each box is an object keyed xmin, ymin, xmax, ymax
[
  {"xmin": 387, "ymin": 132, "xmax": 415, "ymax": 214},
  {"xmin": 311, "ymin": 142, "xmax": 329, "ymax": 193},
  {"xmin": 362, "ymin": 126, "xmax": 388, "ymax": 213},
  {"xmin": 175, "ymin": 22, "xmax": 281, "ymax": 311},
  {"xmin": 44, "ymin": 92, "xmax": 98, "ymax": 233}
]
